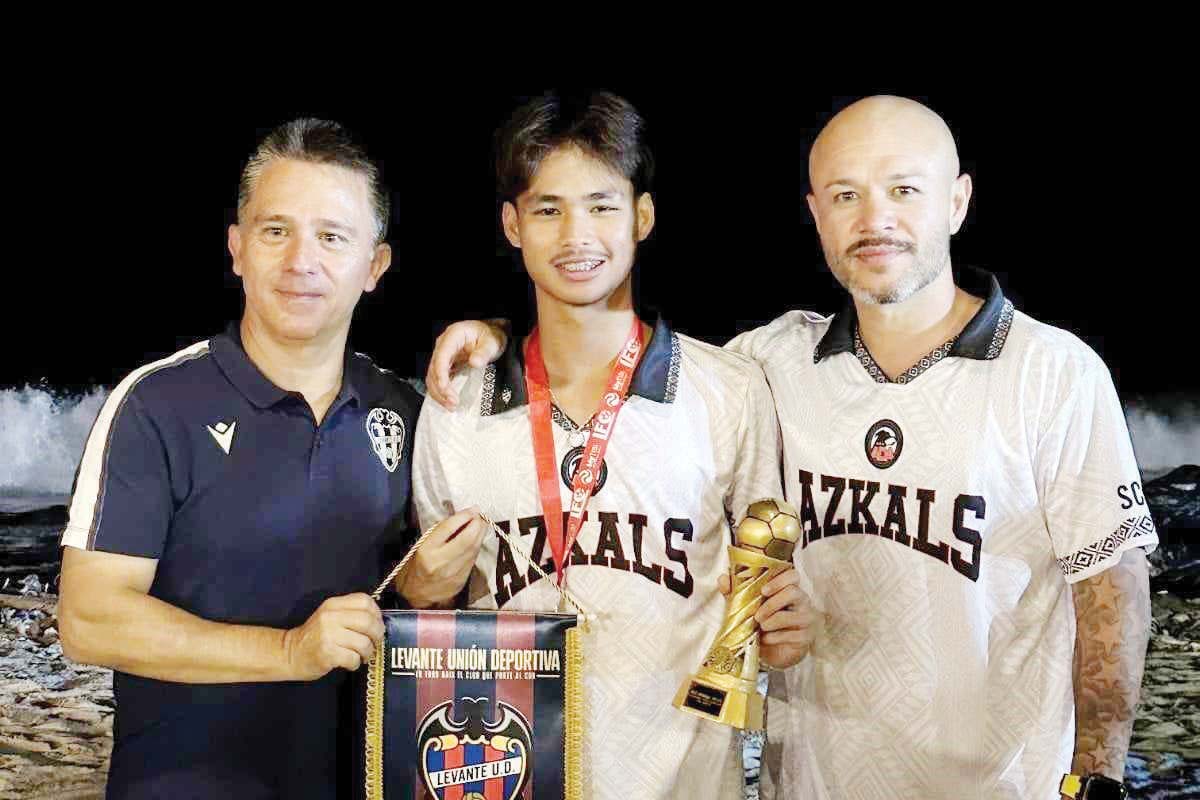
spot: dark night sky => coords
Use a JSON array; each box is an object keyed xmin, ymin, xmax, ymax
[{"xmin": 6, "ymin": 83, "xmax": 1192, "ymax": 403}]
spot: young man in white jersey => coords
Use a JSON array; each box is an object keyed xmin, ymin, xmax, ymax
[
  {"xmin": 427, "ymin": 96, "xmax": 1156, "ymax": 800},
  {"xmin": 404, "ymin": 91, "xmax": 810, "ymax": 800}
]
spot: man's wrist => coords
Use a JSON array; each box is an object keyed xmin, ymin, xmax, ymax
[
  {"xmin": 397, "ymin": 580, "xmax": 432, "ymax": 609},
  {"xmin": 277, "ymin": 626, "xmax": 300, "ymax": 681},
  {"xmin": 398, "ymin": 581, "xmax": 454, "ymax": 609}
]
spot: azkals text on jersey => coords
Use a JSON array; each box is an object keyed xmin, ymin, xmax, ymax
[
  {"xmin": 491, "ymin": 511, "xmax": 696, "ymax": 605},
  {"xmin": 796, "ymin": 469, "xmax": 986, "ymax": 582}
]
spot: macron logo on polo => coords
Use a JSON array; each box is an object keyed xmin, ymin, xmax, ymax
[{"xmin": 206, "ymin": 420, "xmax": 236, "ymax": 455}]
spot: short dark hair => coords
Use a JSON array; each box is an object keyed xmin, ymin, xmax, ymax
[
  {"xmin": 237, "ymin": 118, "xmax": 390, "ymax": 244},
  {"xmin": 495, "ymin": 91, "xmax": 654, "ymax": 202}
]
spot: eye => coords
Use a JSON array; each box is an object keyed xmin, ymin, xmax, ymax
[
  {"xmin": 319, "ymin": 232, "xmax": 346, "ymax": 244},
  {"xmin": 833, "ymin": 191, "xmax": 857, "ymax": 203},
  {"xmin": 592, "ymin": 205, "xmax": 618, "ymax": 213},
  {"xmin": 264, "ymin": 226, "xmax": 286, "ymax": 237},
  {"xmin": 892, "ymin": 185, "xmax": 919, "ymax": 197},
  {"xmin": 533, "ymin": 207, "xmax": 560, "ymax": 216}
]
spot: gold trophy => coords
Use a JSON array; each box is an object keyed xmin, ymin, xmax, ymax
[{"xmin": 673, "ymin": 499, "xmax": 801, "ymax": 729}]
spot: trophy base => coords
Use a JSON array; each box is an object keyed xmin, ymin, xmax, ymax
[{"xmin": 672, "ymin": 670, "xmax": 763, "ymax": 730}]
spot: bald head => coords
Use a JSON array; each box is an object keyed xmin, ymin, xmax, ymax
[
  {"xmin": 810, "ymin": 96, "xmax": 960, "ymax": 188},
  {"xmin": 805, "ymin": 96, "xmax": 973, "ymax": 307}
]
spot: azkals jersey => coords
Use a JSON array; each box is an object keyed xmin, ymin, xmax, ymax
[
  {"xmin": 413, "ymin": 317, "xmax": 782, "ymax": 800},
  {"xmin": 731, "ymin": 269, "xmax": 1158, "ymax": 800}
]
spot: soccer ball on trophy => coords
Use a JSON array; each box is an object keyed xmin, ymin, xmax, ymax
[{"xmin": 736, "ymin": 499, "xmax": 802, "ymax": 561}]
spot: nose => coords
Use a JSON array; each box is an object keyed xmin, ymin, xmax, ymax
[
  {"xmin": 559, "ymin": 209, "xmax": 597, "ymax": 248},
  {"xmin": 283, "ymin": 233, "xmax": 320, "ymax": 274},
  {"xmin": 856, "ymin": 191, "xmax": 897, "ymax": 235}
]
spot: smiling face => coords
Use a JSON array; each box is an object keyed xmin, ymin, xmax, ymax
[
  {"xmin": 502, "ymin": 145, "xmax": 654, "ymax": 311},
  {"xmin": 228, "ymin": 158, "xmax": 390, "ymax": 345},
  {"xmin": 806, "ymin": 97, "xmax": 971, "ymax": 305}
]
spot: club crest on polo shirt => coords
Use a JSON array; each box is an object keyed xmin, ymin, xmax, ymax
[
  {"xmin": 560, "ymin": 446, "xmax": 608, "ymax": 495},
  {"xmin": 366, "ymin": 408, "xmax": 405, "ymax": 473},
  {"xmin": 865, "ymin": 419, "xmax": 903, "ymax": 469},
  {"xmin": 417, "ymin": 697, "xmax": 532, "ymax": 800}
]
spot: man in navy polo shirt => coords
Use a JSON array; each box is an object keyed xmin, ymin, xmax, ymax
[{"xmin": 57, "ymin": 118, "xmax": 485, "ymax": 799}]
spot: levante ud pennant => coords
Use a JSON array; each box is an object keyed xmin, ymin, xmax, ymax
[
  {"xmin": 360, "ymin": 610, "xmax": 582, "ymax": 800},
  {"xmin": 417, "ymin": 698, "xmax": 531, "ymax": 799}
]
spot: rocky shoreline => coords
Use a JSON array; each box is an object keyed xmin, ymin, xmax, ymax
[
  {"xmin": 0, "ymin": 587, "xmax": 111, "ymax": 800},
  {"xmin": 1128, "ymin": 590, "xmax": 1200, "ymax": 797}
]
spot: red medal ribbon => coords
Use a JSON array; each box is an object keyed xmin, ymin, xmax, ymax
[{"xmin": 524, "ymin": 317, "xmax": 645, "ymax": 584}]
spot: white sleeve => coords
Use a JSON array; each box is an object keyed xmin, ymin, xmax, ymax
[
  {"xmin": 1036, "ymin": 355, "xmax": 1159, "ymax": 583},
  {"xmin": 726, "ymin": 361, "xmax": 785, "ymax": 522},
  {"xmin": 412, "ymin": 393, "xmax": 458, "ymax": 532},
  {"xmin": 726, "ymin": 312, "xmax": 827, "ymax": 361},
  {"xmin": 724, "ymin": 327, "xmax": 759, "ymax": 359}
]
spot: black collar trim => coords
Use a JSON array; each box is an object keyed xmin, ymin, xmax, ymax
[
  {"xmin": 814, "ymin": 267, "xmax": 1015, "ymax": 367},
  {"xmin": 480, "ymin": 316, "xmax": 681, "ymax": 416},
  {"xmin": 853, "ymin": 328, "xmax": 958, "ymax": 385},
  {"xmin": 211, "ymin": 323, "xmax": 363, "ymax": 410}
]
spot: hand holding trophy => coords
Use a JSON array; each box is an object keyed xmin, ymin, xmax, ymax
[{"xmin": 672, "ymin": 499, "xmax": 801, "ymax": 729}]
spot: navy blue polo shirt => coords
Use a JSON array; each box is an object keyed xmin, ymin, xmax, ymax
[{"xmin": 61, "ymin": 324, "xmax": 421, "ymax": 799}]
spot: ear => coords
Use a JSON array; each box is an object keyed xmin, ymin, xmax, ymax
[
  {"xmin": 806, "ymin": 193, "xmax": 822, "ymax": 237},
  {"xmin": 364, "ymin": 242, "xmax": 392, "ymax": 293},
  {"xmin": 635, "ymin": 192, "xmax": 656, "ymax": 242},
  {"xmin": 228, "ymin": 224, "xmax": 244, "ymax": 277},
  {"xmin": 501, "ymin": 201, "xmax": 521, "ymax": 248},
  {"xmin": 949, "ymin": 173, "xmax": 973, "ymax": 235}
]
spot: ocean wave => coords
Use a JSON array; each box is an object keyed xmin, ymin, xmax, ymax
[
  {"xmin": 1126, "ymin": 402, "xmax": 1200, "ymax": 479},
  {"xmin": 0, "ymin": 387, "xmax": 108, "ymax": 498},
  {"xmin": 0, "ymin": 387, "xmax": 1194, "ymax": 502}
]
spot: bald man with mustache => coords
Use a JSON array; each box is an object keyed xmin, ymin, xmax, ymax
[
  {"xmin": 739, "ymin": 95, "xmax": 1156, "ymax": 800},
  {"xmin": 427, "ymin": 95, "xmax": 1156, "ymax": 799}
]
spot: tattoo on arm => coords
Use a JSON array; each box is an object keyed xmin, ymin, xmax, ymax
[{"xmin": 1070, "ymin": 547, "xmax": 1151, "ymax": 781}]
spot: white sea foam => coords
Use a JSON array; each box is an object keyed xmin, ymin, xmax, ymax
[
  {"xmin": 0, "ymin": 387, "xmax": 109, "ymax": 499},
  {"xmin": 0, "ymin": 387, "xmax": 1194, "ymax": 500},
  {"xmin": 1125, "ymin": 403, "xmax": 1200, "ymax": 480}
]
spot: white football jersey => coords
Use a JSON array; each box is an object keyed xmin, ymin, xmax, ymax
[
  {"xmin": 413, "ymin": 317, "xmax": 783, "ymax": 800},
  {"xmin": 730, "ymin": 269, "xmax": 1159, "ymax": 799}
]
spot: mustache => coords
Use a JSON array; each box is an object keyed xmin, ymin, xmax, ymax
[{"xmin": 847, "ymin": 237, "xmax": 915, "ymax": 255}]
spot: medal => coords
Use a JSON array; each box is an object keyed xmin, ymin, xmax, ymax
[{"xmin": 524, "ymin": 317, "xmax": 645, "ymax": 583}]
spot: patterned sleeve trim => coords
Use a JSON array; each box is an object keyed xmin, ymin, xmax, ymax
[
  {"xmin": 480, "ymin": 364, "xmax": 497, "ymax": 416},
  {"xmin": 1057, "ymin": 515, "xmax": 1158, "ymax": 578}
]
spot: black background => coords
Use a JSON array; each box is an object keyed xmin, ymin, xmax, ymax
[{"xmin": 7, "ymin": 85, "xmax": 1192, "ymax": 403}]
